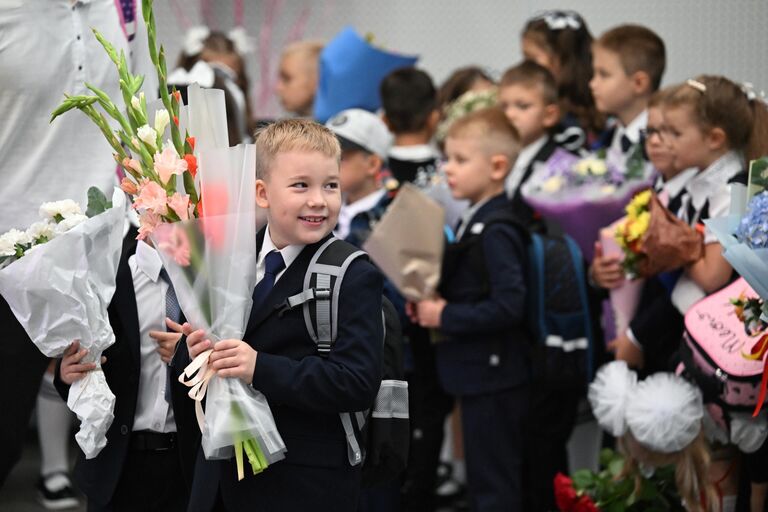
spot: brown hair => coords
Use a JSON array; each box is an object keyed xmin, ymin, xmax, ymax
[
  {"xmin": 621, "ymin": 432, "xmax": 718, "ymax": 512},
  {"xmin": 648, "ymin": 86, "xmax": 675, "ymax": 109},
  {"xmin": 254, "ymin": 119, "xmax": 341, "ymax": 180},
  {"xmin": 522, "ymin": 11, "xmax": 603, "ymax": 133},
  {"xmin": 500, "ymin": 60, "xmax": 558, "ymax": 105},
  {"xmin": 281, "ymin": 40, "xmax": 324, "ymax": 71},
  {"xmin": 447, "ymin": 107, "xmax": 521, "ymax": 163},
  {"xmin": 437, "ymin": 66, "xmax": 495, "ymax": 111},
  {"xmin": 596, "ymin": 24, "xmax": 666, "ymax": 91},
  {"xmin": 666, "ymin": 75, "xmax": 768, "ymax": 162}
]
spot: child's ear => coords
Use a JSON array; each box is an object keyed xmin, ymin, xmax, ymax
[
  {"xmin": 427, "ymin": 109, "xmax": 441, "ymax": 134},
  {"xmin": 490, "ymin": 154, "xmax": 510, "ymax": 181},
  {"xmin": 705, "ymin": 126, "xmax": 727, "ymax": 151},
  {"xmin": 367, "ymin": 154, "xmax": 383, "ymax": 177},
  {"xmin": 255, "ymin": 179, "xmax": 269, "ymax": 209},
  {"xmin": 382, "ymin": 114, "xmax": 394, "ymax": 132},
  {"xmin": 631, "ymin": 71, "xmax": 652, "ymax": 96},
  {"xmin": 543, "ymin": 103, "xmax": 561, "ymax": 129}
]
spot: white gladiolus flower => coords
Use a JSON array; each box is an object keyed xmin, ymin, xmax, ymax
[
  {"xmin": 39, "ymin": 199, "xmax": 82, "ymax": 221},
  {"xmin": 154, "ymin": 109, "xmax": 170, "ymax": 135},
  {"xmin": 0, "ymin": 229, "xmax": 31, "ymax": 256},
  {"xmin": 26, "ymin": 221, "xmax": 56, "ymax": 242},
  {"xmin": 137, "ymin": 125, "xmax": 158, "ymax": 148},
  {"xmin": 55, "ymin": 214, "xmax": 89, "ymax": 233},
  {"xmin": 131, "ymin": 95, "xmax": 141, "ymax": 110}
]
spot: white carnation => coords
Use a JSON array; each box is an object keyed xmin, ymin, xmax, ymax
[
  {"xmin": 0, "ymin": 229, "xmax": 31, "ymax": 257},
  {"xmin": 56, "ymin": 214, "xmax": 89, "ymax": 233},
  {"xmin": 39, "ymin": 199, "xmax": 82, "ymax": 221},
  {"xmin": 26, "ymin": 221, "xmax": 56, "ymax": 242},
  {"xmin": 137, "ymin": 125, "xmax": 158, "ymax": 148}
]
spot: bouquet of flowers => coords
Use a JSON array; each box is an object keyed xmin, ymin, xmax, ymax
[
  {"xmin": 706, "ymin": 158, "xmax": 768, "ymax": 302},
  {"xmin": 0, "ymin": 188, "xmax": 125, "ymax": 458},
  {"xmin": 49, "ymin": 0, "xmax": 285, "ymax": 479},
  {"xmin": 554, "ymin": 449, "xmax": 683, "ymax": 512},
  {"xmin": 521, "ymin": 146, "xmax": 654, "ymax": 261}
]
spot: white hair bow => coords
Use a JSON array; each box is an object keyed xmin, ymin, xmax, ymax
[
  {"xmin": 228, "ymin": 27, "xmax": 254, "ymax": 55},
  {"xmin": 741, "ymin": 81, "xmax": 768, "ymax": 106},
  {"xmin": 183, "ymin": 25, "xmax": 210, "ymax": 56},
  {"xmin": 535, "ymin": 10, "xmax": 582, "ymax": 31}
]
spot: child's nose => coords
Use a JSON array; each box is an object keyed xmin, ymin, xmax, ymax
[{"xmin": 306, "ymin": 187, "xmax": 326, "ymax": 208}]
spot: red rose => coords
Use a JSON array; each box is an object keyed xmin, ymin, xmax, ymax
[
  {"xmin": 554, "ymin": 473, "xmax": 578, "ymax": 511},
  {"xmin": 573, "ymin": 495, "xmax": 599, "ymax": 512}
]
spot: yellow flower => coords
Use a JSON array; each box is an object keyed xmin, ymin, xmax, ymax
[
  {"xmin": 590, "ymin": 160, "xmax": 608, "ymax": 176},
  {"xmin": 541, "ymin": 175, "xmax": 565, "ymax": 193},
  {"xmin": 600, "ymin": 184, "xmax": 616, "ymax": 195},
  {"xmin": 575, "ymin": 159, "xmax": 594, "ymax": 176}
]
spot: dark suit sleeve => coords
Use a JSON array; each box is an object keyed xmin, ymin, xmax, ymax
[
  {"xmin": 251, "ymin": 260, "xmax": 384, "ymax": 413},
  {"xmin": 53, "ymin": 359, "xmax": 70, "ymax": 402},
  {"xmin": 440, "ymin": 223, "xmax": 526, "ymax": 337},
  {"xmin": 629, "ymin": 292, "xmax": 683, "ymax": 352}
]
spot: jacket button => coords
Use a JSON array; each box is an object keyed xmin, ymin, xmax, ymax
[
  {"xmin": 489, "ymin": 354, "xmax": 500, "ymax": 367},
  {"xmin": 120, "ymin": 425, "xmax": 128, "ymax": 435}
]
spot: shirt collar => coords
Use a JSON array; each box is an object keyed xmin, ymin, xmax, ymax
[
  {"xmin": 343, "ymin": 188, "xmax": 385, "ymax": 215},
  {"xmin": 135, "ymin": 240, "xmax": 163, "ymax": 283},
  {"xmin": 388, "ymin": 144, "xmax": 440, "ymax": 161},
  {"xmin": 514, "ymin": 136, "xmax": 548, "ymax": 171},
  {"xmin": 259, "ymin": 226, "xmax": 304, "ymax": 271},
  {"xmin": 618, "ymin": 110, "xmax": 648, "ymax": 145},
  {"xmin": 685, "ymin": 151, "xmax": 743, "ymax": 209},
  {"xmin": 661, "ymin": 167, "xmax": 698, "ymax": 199}
]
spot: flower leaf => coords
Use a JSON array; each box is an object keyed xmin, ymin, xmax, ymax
[{"xmin": 85, "ymin": 187, "xmax": 112, "ymax": 218}]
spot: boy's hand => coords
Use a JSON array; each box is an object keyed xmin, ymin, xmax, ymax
[
  {"xmin": 405, "ymin": 301, "xmax": 419, "ymax": 324},
  {"xmin": 608, "ymin": 334, "xmax": 644, "ymax": 369},
  {"xmin": 416, "ymin": 298, "xmax": 446, "ymax": 328},
  {"xmin": 60, "ymin": 340, "xmax": 107, "ymax": 386},
  {"xmin": 176, "ymin": 322, "xmax": 212, "ymax": 359},
  {"xmin": 209, "ymin": 339, "xmax": 257, "ymax": 385},
  {"xmin": 149, "ymin": 317, "xmax": 183, "ymax": 364},
  {"xmin": 591, "ymin": 242, "xmax": 624, "ymax": 289}
]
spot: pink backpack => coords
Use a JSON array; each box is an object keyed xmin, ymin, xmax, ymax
[{"xmin": 679, "ymin": 278, "xmax": 768, "ymax": 417}]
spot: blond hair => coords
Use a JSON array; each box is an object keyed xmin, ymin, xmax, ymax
[
  {"xmin": 254, "ymin": 119, "xmax": 341, "ymax": 180},
  {"xmin": 446, "ymin": 107, "xmax": 521, "ymax": 163},
  {"xmin": 665, "ymin": 75, "xmax": 768, "ymax": 162},
  {"xmin": 596, "ymin": 24, "xmax": 666, "ymax": 91},
  {"xmin": 621, "ymin": 431, "xmax": 718, "ymax": 512},
  {"xmin": 281, "ymin": 40, "xmax": 324, "ymax": 69}
]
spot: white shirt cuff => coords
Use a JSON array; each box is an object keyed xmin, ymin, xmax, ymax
[{"xmin": 625, "ymin": 328, "xmax": 643, "ymax": 351}]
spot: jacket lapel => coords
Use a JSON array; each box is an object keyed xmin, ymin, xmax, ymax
[
  {"xmin": 111, "ymin": 234, "xmax": 142, "ymax": 368},
  {"xmin": 243, "ymin": 231, "xmax": 333, "ymax": 338}
]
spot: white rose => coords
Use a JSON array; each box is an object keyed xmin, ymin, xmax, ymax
[
  {"xmin": 590, "ymin": 160, "xmax": 608, "ymax": 176},
  {"xmin": 26, "ymin": 221, "xmax": 56, "ymax": 242},
  {"xmin": 154, "ymin": 109, "xmax": 170, "ymax": 136},
  {"xmin": 137, "ymin": 125, "xmax": 158, "ymax": 149},
  {"xmin": 56, "ymin": 214, "xmax": 89, "ymax": 233},
  {"xmin": 541, "ymin": 175, "xmax": 565, "ymax": 193},
  {"xmin": 0, "ymin": 229, "xmax": 31, "ymax": 256},
  {"xmin": 39, "ymin": 199, "xmax": 82, "ymax": 221}
]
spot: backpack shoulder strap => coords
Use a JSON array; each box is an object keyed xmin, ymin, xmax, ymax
[{"xmin": 280, "ymin": 237, "xmax": 367, "ymax": 356}]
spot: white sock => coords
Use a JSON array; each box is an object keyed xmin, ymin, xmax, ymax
[{"xmin": 37, "ymin": 372, "xmax": 72, "ymax": 478}]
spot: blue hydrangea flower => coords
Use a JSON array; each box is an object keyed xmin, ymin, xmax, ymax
[{"xmin": 736, "ymin": 191, "xmax": 768, "ymax": 249}]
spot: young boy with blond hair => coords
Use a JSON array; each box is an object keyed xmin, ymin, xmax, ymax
[
  {"xmin": 177, "ymin": 119, "xmax": 384, "ymax": 511},
  {"xmin": 590, "ymin": 24, "xmax": 666, "ymax": 157},
  {"xmin": 412, "ymin": 108, "xmax": 530, "ymax": 511}
]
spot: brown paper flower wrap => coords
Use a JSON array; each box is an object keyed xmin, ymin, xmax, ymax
[{"xmin": 635, "ymin": 193, "xmax": 704, "ymax": 277}]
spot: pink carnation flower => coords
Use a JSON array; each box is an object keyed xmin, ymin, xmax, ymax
[
  {"xmin": 153, "ymin": 147, "xmax": 187, "ymax": 185},
  {"xmin": 134, "ymin": 179, "xmax": 168, "ymax": 216}
]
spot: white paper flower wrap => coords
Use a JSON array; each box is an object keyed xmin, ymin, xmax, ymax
[
  {"xmin": 625, "ymin": 373, "xmax": 703, "ymax": 453},
  {"xmin": 0, "ymin": 188, "xmax": 126, "ymax": 458},
  {"xmin": 588, "ymin": 361, "xmax": 637, "ymax": 437}
]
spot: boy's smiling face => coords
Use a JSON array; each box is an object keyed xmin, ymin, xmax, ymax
[{"xmin": 256, "ymin": 150, "xmax": 341, "ymax": 248}]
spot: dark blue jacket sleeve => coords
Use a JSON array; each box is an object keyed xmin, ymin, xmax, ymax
[
  {"xmin": 251, "ymin": 260, "xmax": 384, "ymax": 413},
  {"xmin": 439, "ymin": 223, "xmax": 527, "ymax": 337}
]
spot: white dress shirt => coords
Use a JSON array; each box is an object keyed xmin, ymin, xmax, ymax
[
  {"xmin": 506, "ymin": 135, "xmax": 547, "ymax": 198},
  {"xmin": 129, "ymin": 241, "xmax": 176, "ymax": 433},
  {"xmin": 256, "ymin": 227, "xmax": 305, "ymax": 284},
  {"xmin": 335, "ymin": 189, "xmax": 386, "ymax": 240},
  {"xmin": 0, "ymin": 0, "xmax": 157, "ymax": 233}
]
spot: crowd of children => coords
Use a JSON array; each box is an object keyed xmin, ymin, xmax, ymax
[{"xmin": 5, "ymin": 5, "xmax": 768, "ymax": 512}]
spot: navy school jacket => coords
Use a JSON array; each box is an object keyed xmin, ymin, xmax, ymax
[
  {"xmin": 173, "ymin": 229, "xmax": 384, "ymax": 512},
  {"xmin": 436, "ymin": 194, "xmax": 531, "ymax": 396}
]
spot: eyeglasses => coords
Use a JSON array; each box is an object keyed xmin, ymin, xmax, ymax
[{"xmin": 640, "ymin": 127, "xmax": 666, "ymax": 141}]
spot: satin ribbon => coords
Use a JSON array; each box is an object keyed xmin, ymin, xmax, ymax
[{"xmin": 177, "ymin": 348, "xmax": 215, "ymax": 431}]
